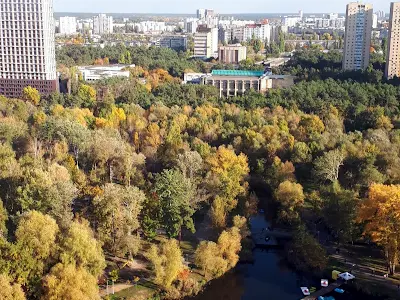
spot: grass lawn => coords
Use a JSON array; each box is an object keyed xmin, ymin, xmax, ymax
[{"xmin": 112, "ymin": 284, "xmax": 156, "ymax": 300}]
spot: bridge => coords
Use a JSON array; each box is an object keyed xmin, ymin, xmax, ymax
[
  {"xmin": 300, "ymin": 279, "xmax": 345, "ymax": 300},
  {"xmin": 252, "ymin": 227, "xmax": 292, "ymax": 249}
]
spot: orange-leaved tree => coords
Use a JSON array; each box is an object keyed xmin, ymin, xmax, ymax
[{"xmin": 358, "ymin": 184, "xmax": 400, "ymax": 274}]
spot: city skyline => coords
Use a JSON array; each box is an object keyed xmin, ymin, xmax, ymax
[{"xmin": 54, "ymin": 0, "xmax": 391, "ymax": 14}]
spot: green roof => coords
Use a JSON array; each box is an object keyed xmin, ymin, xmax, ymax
[{"xmin": 211, "ymin": 70, "xmax": 265, "ymax": 77}]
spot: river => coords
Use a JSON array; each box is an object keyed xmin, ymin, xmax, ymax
[
  {"xmin": 190, "ymin": 214, "xmax": 391, "ymax": 300},
  {"xmin": 191, "ymin": 213, "xmax": 305, "ymax": 300}
]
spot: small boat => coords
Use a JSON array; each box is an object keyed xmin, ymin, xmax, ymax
[
  {"xmin": 259, "ymin": 209, "xmax": 265, "ymax": 214},
  {"xmin": 334, "ymin": 288, "xmax": 345, "ymax": 294}
]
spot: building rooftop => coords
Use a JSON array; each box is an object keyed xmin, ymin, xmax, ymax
[{"xmin": 211, "ymin": 70, "xmax": 265, "ymax": 77}]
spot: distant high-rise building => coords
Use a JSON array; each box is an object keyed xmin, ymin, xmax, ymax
[
  {"xmin": 0, "ymin": 0, "xmax": 57, "ymax": 98},
  {"xmin": 372, "ymin": 13, "xmax": 378, "ymax": 28},
  {"xmin": 93, "ymin": 14, "xmax": 113, "ymax": 35},
  {"xmin": 206, "ymin": 9, "xmax": 215, "ymax": 18},
  {"xmin": 376, "ymin": 10, "xmax": 386, "ymax": 19},
  {"xmin": 342, "ymin": 2, "xmax": 373, "ymax": 71},
  {"xmin": 197, "ymin": 9, "xmax": 206, "ymax": 20},
  {"xmin": 386, "ymin": 2, "xmax": 400, "ymax": 79},
  {"xmin": 299, "ymin": 10, "xmax": 304, "ymax": 19},
  {"xmin": 59, "ymin": 16, "xmax": 77, "ymax": 35},
  {"xmin": 219, "ymin": 45, "xmax": 247, "ymax": 64},
  {"xmin": 194, "ymin": 26, "xmax": 218, "ymax": 58}
]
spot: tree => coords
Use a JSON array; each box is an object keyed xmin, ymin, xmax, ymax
[
  {"xmin": 15, "ymin": 164, "xmax": 77, "ymax": 226},
  {"xmin": 0, "ymin": 274, "xmax": 26, "ymax": 300},
  {"xmin": 286, "ymin": 226, "xmax": 327, "ymax": 272},
  {"xmin": 358, "ymin": 184, "xmax": 400, "ymax": 274},
  {"xmin": 12, "ymin": 211, "xmax": 59, "ymax": 290},
  {"xmin": 153, "ymin": 169, "xmax": 195, "ymax": 238},
  {"xmin": 176, "ymin": 151, "xmax": 203, "ymax": 180},
  {"xmin": 314, "ymin": 149, "xmax": 345, "ymax": 183},
  {"xmin": 22, "ymin": 86, "xmax": 40, "ymax": 106},
  {"xmin": 206, "ymin": 146, "xmax": 249, "ymax": 210},
  {"xmin": 146, "ymin": 239, "xmax": 184, "ymax": 290},
  {"xmin": 251, "ymin": 39, "xmax": 263, "ymax": 53},
  {"xmin": 77, "ymin": 84, "xmax": 96, "ymax": 107},
  {"xmin": 15, "ymin": 211, "xmax": 59, "ymax": 268},
  {"xmin": 93, "ymin": 183, "xmax": 145, "ymax": 257},
  {"xmin": 217, "ymin": 227, "xmax": 242, "ymax": 269},
  {"xmin": 275, "ymin": 181, "xmax": 305, "ymax": 223},
  {"xmin": 210, "ymin": 196, "xmax": 227, "ymax": 228},
  {"xmin": 194, "ymin": 241, "xmax": 228, "ymax": 280},
  {"xmin": 41, "ymin": 263, "xmax": 100, "ymax": 300},
  {"xmin": 59, "ymin": 220, "xmax": 106, "ymax": 278},
  {"xmin": 322, "ymin": 183, "xmax": 359, "ymax": 243},
  {"xmin": 194, "ymin": 226, "xmax": 242, "ymax": 279}
]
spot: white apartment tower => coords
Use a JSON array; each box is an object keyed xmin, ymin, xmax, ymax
[
  {"xmin": 93, "ymin": 14, "xmax": 113, "ymax": 35},
  {"xmin": 59, "ymin": 16, "xmax": 77, "ymax": 35},
  {"xmin": 342, "ymin": 2, "xmax": 373, "ymax": 71},
  {"xmin": 0, "ymin": 0, "xmax": 57, "ymax": 98},
  {"xmin": 385, "ymin": 2, "xmax": 400, "ymax": 79},
  {"xmin": 193, "ymin": 26, "xmax": 218, "ymax": 59}
]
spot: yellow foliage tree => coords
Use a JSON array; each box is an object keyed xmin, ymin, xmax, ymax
[
  {"xmin": 206, "ymin": 146, "xmax": 249, "ymax": 210},
  {"xmin": 41, "ymin": 263, "xmax": 100, "ymax": 300},
  {"xmin": 195, "ymin": 226, "xmax": 242, "ymax": 279},
  {"xmin": 275, "ymin": 181, "xmax": 305, "ymax": 223},
  {"xmin": 146, "ymin": 239, "xmax": 184, "ymax": 290},
  {"xmin": 358, "ymin": 184, "xmax": 400, "ymax": 274},
  {"xmin": 0, "ymin": 274, "xmax": 26, "ymax": 300},
  {"xmin": 22, "ymin": 86, "xmax": 40, "ymax": 105}
]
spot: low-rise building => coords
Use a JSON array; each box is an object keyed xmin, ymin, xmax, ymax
[
  {"xmin": 77, "ymin": 64, "xmax": 134, "ymax": 82},
  {"xmin": 218, "ymin": 44, "xmax": 247, "ymax": 64},
  {"xmin": 184, "ymin": 69, "xmax": 295, "ymax": 97},
  {"xmin": 159, "ymin": 36, "xmax": 188, "ymax": 51}
]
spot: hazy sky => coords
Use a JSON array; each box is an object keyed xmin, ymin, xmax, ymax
[{"xmin": 54, "ymin": 0, "xmax": 391, "ymax": 14}]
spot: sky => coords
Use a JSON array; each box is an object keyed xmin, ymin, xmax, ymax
[{"xmin": 54, "ymin": 0, "xmax": 391, "ymax": 14}]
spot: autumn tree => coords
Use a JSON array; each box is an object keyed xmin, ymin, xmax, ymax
[
  {"xmin": 146, "ymin": 239, "xmax": 184, "ymax": 290},
  {"xmin": 0, "ymin": 274, "xmax": 26, "ymax": 300},
  {"xmin": 195, "ymin": 226, "xmax": 242, "ymax": 279},
  {"xmin": 358, "ymin": 184, "xmax": 400, "ymax": 274},
  {"xmin": 22, "ymin": 86, "xmax": 40, "ymax": 106},
  {"xmin": 206, "ymin": 146, "xmax": 249, "ymax": 218},
  {"xmin": 313, "ymin": 149, "xmax": 345, "ymax": 183},
  {"xmin": 153, "ymin": 169, "xmax": 195, "ymax": 238},
  {"xmin": 59, "ymin": 220, "xmax": 106, "ymax": 277},
  {"xmin": 194, "ymin": 241, "xmax": 228, "ymax": 279},
  {"xmin": 41, "ymin": 263, "xmax": 100, "ymax": 300},
  {"xmin": 274, "ymin": 181, "xmax": 305, "ymax": 223},
  {"xmin": 93, "ymin": 183, "xmax": 145, "ymax": 257},
  {"xmin": 13, "ymin": 211, "xmax": 59, "ymax": 289},
  {"xmin": 77, "ymin": 84, "xmax": 96, "ymax": 107}
]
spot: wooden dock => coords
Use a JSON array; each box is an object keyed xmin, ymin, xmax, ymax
[{"xmin": 301, "ymin": 279, "xmax": 344, "ymax": 300}]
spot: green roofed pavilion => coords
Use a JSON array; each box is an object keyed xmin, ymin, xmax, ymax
[{"xmin": 211, "ymin": 70, "xmax": 265, "ymax": 77}]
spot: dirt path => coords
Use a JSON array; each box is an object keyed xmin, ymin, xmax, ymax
[{"xmin": 100, "ymin": 283, "xmax": 133, "ymax": 297}]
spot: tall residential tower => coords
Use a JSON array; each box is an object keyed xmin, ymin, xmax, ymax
[
  {"xmin": 342, "ymin": 2, "xmax": 373, "ymax": 71},
  {"xmin": 0, "ymin": 0, "xmax": 57, "ymax": 98},
  {"xmin": 385, "ymin": 2, "xmax": 400, "ymax": 79}
]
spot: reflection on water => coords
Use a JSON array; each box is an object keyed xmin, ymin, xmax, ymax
[
  {"xmin": 191, "ymin": 214, "xmax": 393, "ymax": 300},
  {"xmin": 191, "ymin": 214, "xmax": 303, "ymax": 300}
]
